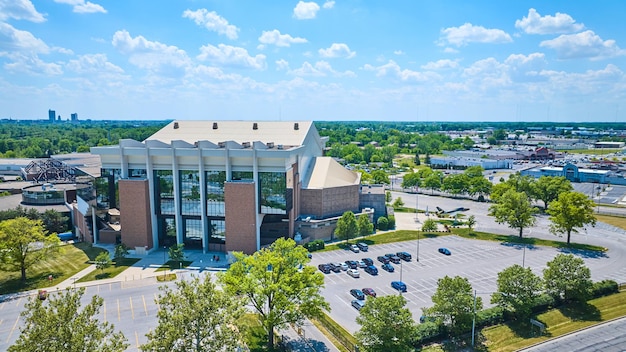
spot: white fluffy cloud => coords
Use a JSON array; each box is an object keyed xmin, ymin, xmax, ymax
[
  {"xmin": 319, "ymin": 43, "xmax": 355, "ymax": 58},
  {"xmin": 515, "ymin": 8, "xmax": 584, "ymax": 35},
  {"xmin": 323, "ymin": 1, "xmax": 335, "ymax": 9},
  {"xmin": 439, "ymin": 23, "xmax": 512, "ymax": 47},
  {"xmin": 364, "ymin": 60, "xmax": 439, "ymax": 82},
  {"xmin": 197, "ymin": 44, "xmax": 266, "ymax": 70},
  {"xmin": 3, "ymin": 53, "xmax": 62, "ymax": 75},
  {"xmin": 258, "ymin": 30, "xmax": 307, "ymax": 47},
  {"xmin": 289, "ymin": 60, "xmax": 355, "ymax": 77},
  {"xmin": 54, "ymin": 0, "xmax": 107, "ymax": 14},
  {"xmin": 66, "ymin": 54, "xmax": 124, "ymax": 74},
  {"xmin": 293, "ymin": 1, "xmax": 320, "ymax": 20},
  {"xmin": 112, "ymin": 30, "xmax": 190, "ymax": 70},
  {"xmin": 0, "ymin": 22, "xmax": 49, "ymax": 54},
  {"xmin": 183, "ymin": 9, "xmax": 239, "ymax": 40},
  {"xmin": 421, "ymin": 59, "xmax": 459, "ymax": 70},
  {"xmin": 0, "ymin": 0, "xmax": 46, "ymax": 22},
  {"xmin": 540, "ymin": 30, "xmax": 625, "ymax": 60}
]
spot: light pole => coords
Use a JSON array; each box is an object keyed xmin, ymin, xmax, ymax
[
  {"xmin": 399, "ymin": 260, "xmax": 403, "ymax": 282},
  {"xmin": 472, "ymin": 291, "xmax": 507, "ymax": 347},
  {"xmin": 416, "ymin": 230, "xmax": 420, "ymax": 262},
  {"xmin": 522, "ymin": 245, "xmax": 526, "ymax": 268},
  {"xmin": 163, "ymin": 246, "xmax": 167, "ymax": 279}
]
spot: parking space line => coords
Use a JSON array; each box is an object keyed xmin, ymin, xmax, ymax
[
  {"xmin": 103, "ymin": 301, "xmax": 107, "ymax": 323},
  {"xmin": 5, "ymin": 316, "xmax": 19, "ymax": 343},
  {"xmin": 117, "ymin": 298, "xmax": 121, "ymax": 321},
  {"xmin": 14, "ymin": 297, "xmax": 21, "ymax": 307},
  {"xmin": 142, "ymin": 295, "xmax": 148, "ymax": 316},
  {"xmin": 129, "ymin": 297, "xmax": 135, "ymax": 320},
  {"xmin": 135, "ymin": 331, "xmax": 140, "ymax": 349}
]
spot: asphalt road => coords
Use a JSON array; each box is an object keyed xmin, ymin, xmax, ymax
[{"xmin": 520, "ymin": 317, "xmax": 626, "ymax": 352}]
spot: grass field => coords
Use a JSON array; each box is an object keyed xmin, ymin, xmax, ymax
[
  {"xmin": 596, "ymin": 214, "xmax": 626, "ymax": 230},
  {"xmin": 76, "ymin": 257, "xmax": 141, "ymax": 283},
  {"xmin": 0, "ymin": 242, "xmax": 107, "ymax": 295},
  {"xmin": 320, "ymin": 228, "xmax": 606, "ymax": 253},
  {"xmin": 555, "ymin": 148, "xmax": 624, "ymax": 155}
]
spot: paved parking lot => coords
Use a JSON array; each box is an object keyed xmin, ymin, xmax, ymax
[{"xmin": 310, "ymin": 235, "xmax": 616, "ymax": 334}]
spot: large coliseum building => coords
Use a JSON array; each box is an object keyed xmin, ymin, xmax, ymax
[{"xmin": 86, "ymin": 121, "xmax": 371, "ymax": 254}]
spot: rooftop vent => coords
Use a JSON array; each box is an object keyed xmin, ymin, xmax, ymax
[
  {"xmin": 218, "ymin": 142, "xmax": 226, "ymax": 148},
  {"xmin": 253, "ymin": 123, "xmax": 258, "ymax": 130},
  {"xmin": 242, "ymin": 142, "xmax": 251, "ymax": 148},
  {"xmin": 294, "ymin": 123, "xmax": 299, "ymax": 130},
  {"xmin": 212, "ymin": 122, "xmax": 218, "ymax": 130},
  {"xmin": 277, "ymin": 144, "xmax": 284, "ymax": 150},
  {"xmin": 173, "ymin": 122, "xmax": 179, "ymax": 129},
  {"xmin": 267, "ymin": 142, "xmax": 274, "ymax": 148}
]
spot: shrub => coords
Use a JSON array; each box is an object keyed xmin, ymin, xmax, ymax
[
  {"xmin": 591, "ymin": 279, "xmax": 619, "ymax": 298},
  {"xmin": 531, "ymin": 293, "xmax": 556, "ymax": 313},
  {"xmin": 413, "ymin": 322, "xmax": 444, "ymax": 346},
  {"xmin": 387, "ymin": 215, "xmax": 396, "ymax": 229},
  {"xmin": 377, "ymin": 216, "xmax": 389, "ymax": 231},
  {"xmin": 475, "ymin": 306, "xmax": 505, "ymax": 327},
  {"xmin": 304, "ymin": 240, "xmax": 325, "ymax": 252}
]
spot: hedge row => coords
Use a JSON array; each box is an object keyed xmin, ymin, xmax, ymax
[{"xmin": 303, "ymin": 240, "xmax": 325, "ymax": 252}]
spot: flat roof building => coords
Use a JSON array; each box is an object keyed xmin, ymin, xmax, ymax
[{"xmin": 87, "ymin": 121, "xmax": 363, "ymax": 254}]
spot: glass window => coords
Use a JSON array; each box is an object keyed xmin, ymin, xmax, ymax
[
  {"xmin": 155, "ymin": 170, "xmax": 174, "ymax": 215},
  {"xmin": 180, "ymin": 170, "xmax": 200, "ymax": 215},
  {"xmin": 209, "ymin": 220, "xmax": 225, "ymax": 244},
  {"xmin": 206, "ymin": 171, "xmax": 225, "ymax": 216},
  {"xmin": 232, "ymin": 171, "xmax": 253, "ymax": 182},
  {"xmin": 259, "ymin": 172, "xmax": 287, "ymax": 214}
]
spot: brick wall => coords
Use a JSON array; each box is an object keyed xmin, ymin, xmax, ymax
[
  {"xmin": 119, "ymin": 179, "xmax": 153, "ymax": 250},
  {"xmin": 225, "ymin": 182, "xmax": 257, "ymax": 254}
]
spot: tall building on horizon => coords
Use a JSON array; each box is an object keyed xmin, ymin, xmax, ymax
[
  {"xmin": 71, "ymin": 113, "xmax": 78, "ymax": 122},
  {"xmin": 48, "ymin": 109, "xmax": 55, "ymax": 122}
]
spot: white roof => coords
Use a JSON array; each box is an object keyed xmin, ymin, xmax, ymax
[
  {"xmin": 146, "ymin": 120, "xmax": 313, "ymax": 147},
  {"xmin": 302, "ymin": 157, "xmax": 360, "ymax": 189}
]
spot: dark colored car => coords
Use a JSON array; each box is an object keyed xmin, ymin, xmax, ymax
[
  {"xmin": 318, "ymin": 264, "xmax": 331, "ymax": 274},
  {"xmin": 391, "ymin": 281, "xmax": 407, "ymax": 292},
  {"xmin": 381, "ymin": 263, "xmax": 395, "ymax": 272},
  {"xmin": 377, "ymin": 255, "xmax": 390, "ymax": 264},
  {"xmin": 362, "ymin": 287, "xmax": 377, "ymax": 297},
  {"xmin": 328, "ymin": 263, "xmax": 342, "ymax": 272},
  {"xmin": 345, "ymin": 260, "xmax": 358, "ymax": 269},
  {"xmin": 364, "ymin": 265, "xmax": 378, "ymax": 275},
  {"xmin": 350, "ymin": 289, "xmax": 365, "ymax": 300},
  {"xmin": 396, "ymin": 251, "xmax": 412, "ymax": 261},
  {"xmin": 362, "ymin": 257, "xmax": 374, "ymax": 266},
  {"xmin": 385, "ymin": 253, "xmax": 401, "ymax": 264},
  {"xmin": 356, "ymin": 242, "xmax": 369, "ymax": 251},
  {"xmin": 438, "ymin": 247, "xmax": 451, "ymax": 255}
]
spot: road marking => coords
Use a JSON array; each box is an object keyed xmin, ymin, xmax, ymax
[
  {"xmin": 14, "ymin": 297, "xmax": 21, "ymax": 307},
  {"xmin": 103, "ymin": 301, "xmax": 107, "ymax": 323},
  {"xmin": 129, "ymin": 296, "xmax": 135, "ymax": 320},
  {"xmin": 142, "ymin": 295, "xmax": 148, "ymax": 316},
  {"xmin": 135, "ymin": 331, "xmax": 139, "ymax": 349},
  {"xmin": 6, "ymin": 316, "xmax": 19, "ymax": 343},
  {"xmin": 117, "ymin": 298, "xmax": 121, "ymax": 321}
]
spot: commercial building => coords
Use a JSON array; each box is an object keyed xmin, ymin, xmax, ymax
[{"xmin": 87, "ymin": 121, "xmax": 366, "ymax": 254}]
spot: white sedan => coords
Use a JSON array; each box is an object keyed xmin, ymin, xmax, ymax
[{"xmin": 347, "ymin": 269, "xmax": 360, "ymax": 278}]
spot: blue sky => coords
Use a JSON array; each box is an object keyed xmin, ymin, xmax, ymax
[{"xmin": 1, "ymin": 0, "xmax": 625, "ymax": 122}]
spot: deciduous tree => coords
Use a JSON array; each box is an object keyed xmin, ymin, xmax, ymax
[
  {"xmin": 543, "ymin": 254, "xmax": 592, "ymax": 302},
  {"xmin": 355, "ymin": 295, "xmax": 417, "ymax": 352},
  {"xmin": 547, "ymin": 191, "xmax": 596, "ymax": 244},
  {"xmin": 489, "ymin": 190, "xmax": 537, "ymax": 238},
  {"xmin": 142, "ymin": 275, "xmax": 244, "ymax": 352},
  {"xmin": 219, "ymin": 238, "xmax": 328, "ymax": 349},
  {"xmin": 425, "ymin": 275, "xmax": 480, "ymax": 334},
  {"xmin": 531, "ymin": 176, "xmax": 573, "ymax": 211},
  {"xmin": 421, "ymin": 219, "xmax": 438, "ymax": 233},
  {"xmin": 114, "ymin": 243, "xmax": 130, "ymax": 260},
  {"xmin": 357, "ymin": 214, "xmax": 374, "ymax": 237},
  {"xmin": 492, "ymin": 264, "xmax": 543, "ymax": 319},
  {"xmin": 0, "ymin": 217, "xmax": 61, "ymax": 282},
  {"xmin": 9, "ymin": 288, "xmax": 128, "ymax": 352},
  {"xmin": 335, "ymin": 211, "xmax": 358, "ymax": 243},
  {"xmin": 95, "ymin": 252, "xmax": 111, "ymax": 274},
  {"xmin": 168, "ymin": 243, "xmax": 185, "ymax": 269},
  {"xmin": 466, "ymin": 215, "xmax": 476, "ymax": 233}
]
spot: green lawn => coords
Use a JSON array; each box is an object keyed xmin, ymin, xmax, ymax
[
  {"xmin": 319, "ymin": 228, "xmax": 605, "ymax": 253},
  {"xmin": 555, "ymin": 148, "xmax": 624, "ymax": 155},
  {"xmin": 0, "ymin": 242, "xmax": 108, "ymax": 295},
  {"xmin": 596, "ymin": 214, "xmax": 626, "ymax": 230},
  {"xmin": 155, "ymin": 260, "xmax": 193, "ymax": 272},
  {"xmin": 76, "ymin": 257, "xmax": 141, "ymax": 283}
]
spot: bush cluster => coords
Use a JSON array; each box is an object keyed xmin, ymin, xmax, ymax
[{"xmin": 303, "ymin": 240, "xmax": 325, "ymax": 252}]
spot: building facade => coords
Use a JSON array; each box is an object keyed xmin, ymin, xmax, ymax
[{"xmin": 88, "ymin": 121, "xmax": 362, "ymax": 254}]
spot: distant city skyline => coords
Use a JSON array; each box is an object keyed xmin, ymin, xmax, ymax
[{"xmin": 0, "ymin": 1, "xmax": 625, "ymax": 122}]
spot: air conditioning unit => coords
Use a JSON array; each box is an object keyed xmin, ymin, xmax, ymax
[
  {"xmin": 242, "ymin": 142, "xmax": 251, "ymax": 148},
  {"xmin": 277, "ymin": 144, "xmax": 284, "ymax": 150},
  {"xmin": 218, "ymin": 142, "xmax": 226, "ymax": 148},
  {"xmin": 267, "ymin": 142, "xmax": 274, "ymax": 148}
]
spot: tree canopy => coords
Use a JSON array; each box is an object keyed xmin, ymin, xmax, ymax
[
  {"xmin": 219, "ymin": 238, "xmax": 328, "ymax": 349},
  {"xmin": 9, "ymin": 288, "xmax": 128, "ymax": 352},
  {"xmin": 543, "ymin": 253, "xmax": 592, "ymax": 302},
  {"xmin": 357, "ymin": 213, "xmax": 374, "ymax": 236},
  {"xmin": 142, "ymin": 275, "xmax": 244, "ymax": 352},
  {"xmin": 355, "ymin": 295, "xmax": 417, "ymax": 352},
  {"xmin": 0, "ymin": 217, "xmax": 61, "ymax": 282},
  {"xmin": 425, "ymin": 275, "xmax": 481, "ymax": 334},
  {"xmin": 335, "ymin": 211, "xmax": 358, "ymax": 243},
  {"xmin": 531, "ymin": 176, "xmax": 573, "ymax": 210},
  {"xmin": 492, "ymin": 264, "xmax": 543, "ymax": 319},
  {"xmin": 489, "ymin": 190, "xmax": 537, "ymax": 238},
  {"xmin": 547, "ymin": 191, "xmax": 597, "ymax": 244}
]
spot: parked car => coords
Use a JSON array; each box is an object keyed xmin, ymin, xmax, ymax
[
  {"xmin": 330, "ymin": 262, "xmax": 348, "ymax": 271},
  {"xmin": 318, "ymin": 264, "xmax": 331, "ymax": 274},
  {"xmin": 345, "ymin": 260, "xmax": 358, "ymax": 269},
  {"xmin": 362, "ymin": 257, "xmax": 374, "ymax": 266},
  {"xmin": 356, "ymin": 242, "xmax": 369, "ymax": 251},
  {"xmin": 351, "ymin": 299, "xmax": 365, "ymax": 310},
  {"xmin": 391, "ymin": 281, "xmax": 407, "ymax": 292},
  {"xmin": 438, "ymin": 247, "xmax": 451, "ymax": 256},
  {"xmin": 347, "ymin": 269, "xmax": 360, "ymax": 278},
  {"xmin": 377, "ymin": 255, "xmax": 390, "ymax": 264},
  {"xmin": 350, "ymin": 289, "xmax": 365, "ymax": 300},
  {"xmin": 349, "ymin": 244, "xmax": 360, "ymax": 253},
  {"xmin": 396, "ymin": 251, "xmax": 412, "ymax": 261},
  {"xmin": 385, "ymin": 253, "xmax": 401, "ymax": 264},
  {"xmin": 364, "ymin": 265, "xmax": 378, "ymax": 275},
  {"xmin": 328, "ymin": 263, "xmax": 341, "ymax": 272},
  {"xmin": 38, "ymin": 289, "xmax": 47, "ymax": 300},
  {"xmin": 381, "ymin": 263, "xmax": 395, "ymax": 272},
  {"xmin": 357, "ymin": 260, "xmax": 367, "ymax": 268},
  {"xmin": 362, "ymin": 287, "xmax": 377, "ymax": 297}
]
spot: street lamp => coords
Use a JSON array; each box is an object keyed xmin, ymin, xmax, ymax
[
  {"xmin": 163, "ymin": 246, "xmax": 167, "ymax": 279},
  {"xmin": 472, "ymin": 291, "xmax": 507, "ymax": 347},
  {"xmin": 399, "ymin": 260, "xmax": 403, "ymax": 282},
  {"xmin": 416, "ymin": 230, "xmax": 420, "ymax": 262}
]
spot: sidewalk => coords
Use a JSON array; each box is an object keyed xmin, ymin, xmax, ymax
[{"xmin": 281, "ymin": 318, "xmax": 341, "ymax": 352}]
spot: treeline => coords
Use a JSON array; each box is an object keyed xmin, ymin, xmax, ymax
[{"xmin": 0, "ymin": 120, "xmax": 167, "ymax": 158}]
